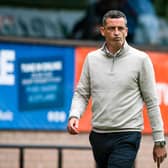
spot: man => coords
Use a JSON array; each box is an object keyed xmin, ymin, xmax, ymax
[{"xmin": 67, "ymin": 10, "xmax": 167, "ymax": 168}]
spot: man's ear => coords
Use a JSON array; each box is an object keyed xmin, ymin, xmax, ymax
[
  {"xmin": 125, "ymin": 27, "xmax": 128, "ymax": 37},
  {"xmin": 99, "ymin": 26, "xmax": 105, "ymax": 37}
]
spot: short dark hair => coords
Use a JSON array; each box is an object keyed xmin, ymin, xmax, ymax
[{"xmin": 102, "ymin": 10, "xmax": 127, "ymax": 26}]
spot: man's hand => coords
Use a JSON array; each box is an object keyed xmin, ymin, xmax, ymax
[
  {"xmin": 153, "ymin": 145, "xmax": 167, "ymax": 168},
  {"xmin": 67, "ymin": 117, "xmax": 80, "ymax": 134}
]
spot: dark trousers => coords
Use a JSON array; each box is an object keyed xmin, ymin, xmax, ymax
[{"xmin": 89, "ymin": 131, "xmax": 141, "ymax": 168}]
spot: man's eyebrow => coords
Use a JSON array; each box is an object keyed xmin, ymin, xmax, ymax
[{"xmin": 106, "ymin": 26, "xmax": 126, "ymax": 28}]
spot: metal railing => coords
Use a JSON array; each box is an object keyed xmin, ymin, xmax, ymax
[
  {"xmin": 0, "ymin": 144, "xmax": 137, "ymax": 168},
  {"xmin": 0, "ymin": 144, "xmax": 92, "ymax": 168}
]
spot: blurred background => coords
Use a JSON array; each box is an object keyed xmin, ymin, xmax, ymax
[
  {"xmin": 0, "ymin": 0, "xmax": 168, "ymax": 168},
  {"xmin": 0, "ymin": 0, "xmax": 167, "ymax": 45}
]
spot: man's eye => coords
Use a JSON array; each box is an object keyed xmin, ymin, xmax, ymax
[
  {"xmin": 107, "ymin": 27, "xmax": 115, "ymax": 31},
  {"xmin": 106, "ymin": 27, "xmax": 125, "ymax": 31},
  {"xmin": 118, "ymin": 27, "xmax": 125, "ymax": 31}
]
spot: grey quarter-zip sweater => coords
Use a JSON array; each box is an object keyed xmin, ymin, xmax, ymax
[{"xmin": 69, "ymin": 41, "xmax": 165, "ymax": 142}]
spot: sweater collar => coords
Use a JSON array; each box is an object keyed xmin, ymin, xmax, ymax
[{"xmin": 101, "ymin": 41, "xmax": 129, "ymax": 58}]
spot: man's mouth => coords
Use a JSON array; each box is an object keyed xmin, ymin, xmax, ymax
[{"xmin": 113, "ymin": 37, "xmax": 121, "ymax": 41}]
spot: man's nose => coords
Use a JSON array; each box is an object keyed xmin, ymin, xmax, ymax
[{"xmin": 114, "ymin": 28, "xmax": 119, "ymax": 34}]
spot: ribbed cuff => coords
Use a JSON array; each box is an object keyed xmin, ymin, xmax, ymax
[
  {"xmin": 68, "ymin": 116, "xmax": 79, "ymax": 120},
  {"xmin": 152, "ymin": 131, "xmax": 165, "ymax": 142}
]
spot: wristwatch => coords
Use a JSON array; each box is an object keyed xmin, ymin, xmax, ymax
[{"xmin": 154, "ymin": 141, "xmax": 166, "ymax": 147}]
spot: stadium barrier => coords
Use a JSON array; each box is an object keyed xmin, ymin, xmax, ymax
[{"xmin": 0, "ymin": 144, "xmax": 93, "ymax": 168}]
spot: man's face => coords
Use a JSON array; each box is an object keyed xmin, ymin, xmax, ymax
[{"xmin": 100, "ymin": 17, "xmax": 128, "ymax": 47}]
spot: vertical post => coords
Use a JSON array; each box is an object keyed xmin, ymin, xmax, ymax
[
  {"xmin": 58, "ymin": 148, "xmax": 62, "ymax": 168},
  {"xmin": 20, "ymin": 147, "xmax": 24, "ymax": 168}
]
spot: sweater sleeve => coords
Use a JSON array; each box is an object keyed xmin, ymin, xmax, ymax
[
  {"xmin": 69, "ymin": 56, "xmax": 91, "ymax": 119},
  {"xmin": 139, "ymin": 54, "xmax": 165, "ymax": 141}
]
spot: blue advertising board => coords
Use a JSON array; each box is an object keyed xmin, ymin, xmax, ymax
[{"xmin": 0, "ymin": 42, "xmax": 75, "ymax": 130}]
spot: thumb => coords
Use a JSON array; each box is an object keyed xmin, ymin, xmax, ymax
[{"xmin": 74, "ymin": 118, "xmax": 79, "ymax": 129}]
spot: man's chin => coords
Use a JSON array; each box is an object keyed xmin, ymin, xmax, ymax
[{"xmin": 113, "ymin": 40, "xmax": 122, "ymax": 46}]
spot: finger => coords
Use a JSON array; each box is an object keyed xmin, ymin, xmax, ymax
[
  {"xmin": 72, "ymin": 127, "xmax": 79, "ymax": 134},
  {"xmin": 161, "ymin": 156, "xmax": 165, "ymax": 163},
  {"xmin": 68, "ymin": 121, "xmax": 79, "ymax": 134},
  {"xmin": 74, "ymin": 119, "xmax": 79, "ymax": 129},
  {"xmin": 67, "ymin": 125, "xmax": 78, "ymax": 134},
  {"xmin": 70, "ymin": 125, "xmax": 79, "ymax": 134},
  {"xmin": 71, "ymin": 121, "xmax": 77, "ymax": 129},
  {"xmin": 157, "ymin": 159, "xmax": 160, "ymax": 168},
  {"xmin": 71, "ymin": 120, "xmax": 78, "ymax": 129},
  {"xmin": 153, "ymin": 153, "xmax": 157, "ymax": 162},
  {"xmin": 159, "ymin": 154, "xmax": 167, "ymax": 164}
]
